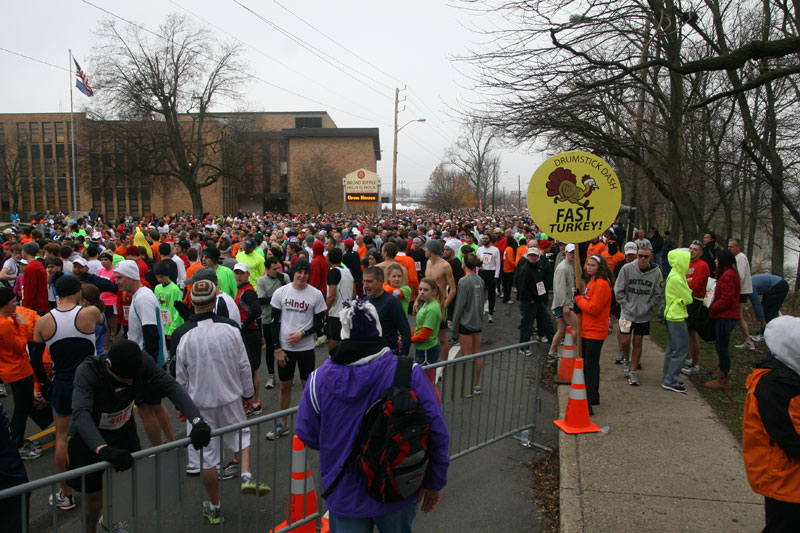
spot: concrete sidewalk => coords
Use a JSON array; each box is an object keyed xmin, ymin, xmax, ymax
[{"xmin": 557, "ymin": 334, "xmax": 763, "ymax": 532}]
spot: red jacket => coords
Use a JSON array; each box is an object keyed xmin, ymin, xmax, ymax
[
  {"xmin": 22, "ymin": 259, "xmax": 48, "ymax": 314},
  {"xmin": 709, "ymin": 267, "xmax": 740, "ymax": 320},
  {"xmin": 309, "ymin": 241, "xmax": 328, "ymax": 296}
]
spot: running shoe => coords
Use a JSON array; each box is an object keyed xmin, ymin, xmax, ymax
[
  {"xmin": 518, "ymin": 348, "xmax": 532, "ymax": 357},
  {"xmin": 546, "ymin": 352, "xmax": 559, "ymax": 363},
  {"xmin": 201, "ymin": 501, "xmax": 222, "ymax": 525},
  {"xmin": 185, "ymin": 466, "xmax": 201, "ymax": 476},
  {"xmin": 49, "ymin": 489, "xmax": 76, "ymax": 510},
  {"xmin": 488, "ymin": 314, "xmax": 493, "ymax": 323},
  {"xmin": 661, "ymin": 383, "xmax": 687, "ymax": 393},
  {"xmin": 24, "ymin": 439, "xmax": 41, "ymax": 452},
  {"xmin": 314, "ymin": 335, "xmax": 328, "ymax": 347},
  {"xmin": 628, "ymin": 371, "xmax": 640, "ymax": 386},
  {"xmin": 472, "ymin": 386, "xmax": 481, "ymax": 396},
  {"xmin": 264, "ymin": 375, "xmax": 275, "ymax": 389},
  {"xmin": 18, "ymin": 441, "xmax": 42, "ymax": 460},
  {"xmin": 623, "ymin": 360, "xmax": 632, "ymax": 378},
  {"xmin": 98, "ymin": 516, "xmax": 129, "ymax": 532},
  {"xmin": 265, "ymin": 423, "xmax": 290, "ymax": 441},
  {"xmin": 734, "ymin": 342, "xmax": 755, "ymax": 351},
  {"xmin": 750, "ymin": 333, "xmax": 764, "ymax": 343},
  {"xmin": 240, "ymin": 473, "xmax": 271, "ymax": 496},
  {"xmin": 245, "ymin": 402, "xmax": 262, "ymax": 417},
  {"xmin": 219, "ymin": 460, "xmax": 239, "ymax": 480},
  {"xmin": 681, "ymin": 365, "xmax": 701, "ymax": 376},
  {"xmin": 615, "ymin": 352, "xmax": 625, "ymax": 364},
  {"xmin": 682, "ymin": 359, "xmax": 693, "ymax": 369},
  {"xmin": 0, "ymin": 383, "xmax": 7, "ymax": 397}
]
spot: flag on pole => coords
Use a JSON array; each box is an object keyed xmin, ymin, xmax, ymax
[{"xmin": 74, "ymin": 59, "xmax": 94, "ymax": 97}]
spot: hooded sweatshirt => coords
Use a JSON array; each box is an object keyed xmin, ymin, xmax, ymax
[
  {"xmin": 309, "ymin": 241, "xmax": 328, "ymax": 295},
  {"xmin": 613, "ymin": 260, "xmax": 664, "ymax": 323},
  {"xmin": 664, "ymin": 249, "xmax": 692, "ymax": 322},
  {"xmin": 296, "ymin": 339, "xmax": 450, "ymax": 518}
]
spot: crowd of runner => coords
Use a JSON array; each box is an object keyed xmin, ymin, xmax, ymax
[{"xmin": 0, "ymin": 208, "xmax": 792, "ymax": 528}]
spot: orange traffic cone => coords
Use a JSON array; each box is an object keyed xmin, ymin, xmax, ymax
[
  {"xmin": 270, "ymin": 435, "xmax": 318, "ymax": 533},
  {"xmin": 320, "ymin": 511, "xmax": 330, "ymax": 533},
  {"xmin": 555, "ymin": 326, "xmax": 576, "ymax": 384},
  {"xmin": 554, "ymin": 358, "xmax": 600, "ymax": 434}
]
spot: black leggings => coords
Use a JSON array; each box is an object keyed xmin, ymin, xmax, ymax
[
  {"xmin": 262, "ymin": 323, "xmax": 275, "ymax": 376},
  {"xmin": 479, "ymin": 270, "xmax": 497, "ymax": 315},
  {"xmin": 581, "ymin": 338, "xmax": 605, "ymax": 405},
  {"xmin": 502, "ymin": 271, "xmax": 515, "ymax": 302},
  {"xmin": 9, "ymin": 376, "xmax": 34, "ymax": 448}
]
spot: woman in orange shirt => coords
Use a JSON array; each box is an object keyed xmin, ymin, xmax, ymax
[
  {"xmin": 574, "ymin": 255, "xmax": 612, "ymax": 415},
  {"xmin": 0, "ymin": 287, "xmax": 40, "ymax": 459},
  {"xmin": 501, "ymin": 238, "xmax": 518, "ymax": 303}
]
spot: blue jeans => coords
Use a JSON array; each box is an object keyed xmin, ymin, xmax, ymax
[
  {"xmin": 519, "ymin": 301, "xmax": 554, "ymax": 344},
  {"xmin": 329, "ymin": 501, "xmax": 418, "ymax": 533}
]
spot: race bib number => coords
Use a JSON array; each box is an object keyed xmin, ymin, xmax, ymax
[
  {"xmin": 537, "ymin": 281, "xmax": 546, "ymax": 296},
  {"xmin": 160, "ymin": 308, "xmax": 171, "ymax": 325},
  {"xmin": 619, "ymin": 317, "xmax": 632, "ymax": 333},
  {"xmin": 122, "ymin": 305, "xmax": 130, "ymax": 321},
  {"xmin": 482, "ymin": 254, "xmax": 491, "ymax": 264},
  {"xmin": 414, "ymin": 261, "xmax": 421, "ymax": 272},
  {"xmin": 98, "ymin": 402, "xmax": 134, "ymax": 430}
]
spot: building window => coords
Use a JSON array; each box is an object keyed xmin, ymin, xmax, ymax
[
  {"xmin": 55, "ymin": 122, "xmax": 65, "ymax": 143},
  {"xmin": 21, "ymin": 178, "xmax": 30, "ymax": 211},
  {"xmin": 91, "ymin": 187, "xmax": 101, "ymax": 208},
  {"xmin": 43, "ymin": 122, "xmax": 53, "ymax": 143},
  {"xmin": 30, "ymin": 145, "xmax": 41, "ymax": 177},
  {"xmin": 129, "ymin": 186, "xmax": 139, "ymax": 214},
  {"xmin": 141, "ymin": 186, "xmax": 151, "ymax": 214},
  {"xmin": 90, "ymin": 153, "xmax": 100, "ymax": 186},
  {"xmin": 16, "ymin": 123, "xmax": 27, "ymax": 142},
  {"xmin": 43, "ymin": 145, "xmax": 54, "ymax": 177},
  {"xmin": 17, "ymin": 143, "xmax": 28, "ymax": 177},
  {"xmin": 58, "ymin": 177, "xmax": 69, "ymax": 209},
  {"xmin": 295, "ymin": 117, "xmax": 322, "ymax": 128},
  {"xmin": 29, "ymin": 123, "xmax": 40, "ymax": 143},
  {"xmin": 0, "ymin": 123, "xmax": 5, "ymax": 143}
]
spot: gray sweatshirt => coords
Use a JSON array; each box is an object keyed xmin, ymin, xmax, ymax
[
  {"xmin": 551, "ymin": 258, "xmax": 575, "ymax": 310},
  {"xmin": 613, "ymin": 261, "xmax": 664, "ymax": 323},
  {"xmin": 451, "ymin": 273, "xmax": 485, "ymax": 334}
]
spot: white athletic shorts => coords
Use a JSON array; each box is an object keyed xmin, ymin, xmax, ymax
[{"xmin": 186, "ymin": 399, "xmax": 250, "ymax": 469}]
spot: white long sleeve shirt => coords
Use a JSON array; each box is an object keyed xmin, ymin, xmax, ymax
[{"xmin": 477, "ymin": 245, "xmax": 502, "ymax": 278}]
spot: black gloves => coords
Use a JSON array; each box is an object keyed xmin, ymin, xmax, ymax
[
  {"xmin": 573, "ymin": 295, "xmax": 582, "ymax": 314},
  {"xmin": 98, "ymin": 446, "xmax": 135, "ymax": 471},
  {"xmin": 190, "ymin": 421, "xmax": 212, "ymax": 450}
]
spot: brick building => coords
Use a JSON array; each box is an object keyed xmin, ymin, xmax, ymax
[{"xmin": 0, "ymin": 111, "xmax": 380, "ymax": 218}]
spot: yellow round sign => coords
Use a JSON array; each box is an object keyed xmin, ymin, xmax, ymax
[{"xmin": 527, "ymin": 151, "xmax": 622, "ymax": 243}]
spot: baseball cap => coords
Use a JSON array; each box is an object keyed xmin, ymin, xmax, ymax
[
  {"xmin": 233, "ymin": 262, "xmax": 250, "ymax": 273},
  {"xmin": 72, "ymin": 257, "xmax": 89, "ymax": 267},
  {"xmin": 565, "ymin": 243, "xmax": 575, "ymax": 253},
  {"xmin": 527, "ymin": 248, "xmax": 541, "ymax": 256},
  {"xmin": 624, "ymin": 242, "xmax": 637, "ymax": 255},
  {"xmin": 187, "ymin": 266, "xmax": 218, "ymax": 285}
]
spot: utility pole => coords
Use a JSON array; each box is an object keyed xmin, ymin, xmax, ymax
[
  {"xmin": 392, "ymin": 88, "xmax": 400, "ymax": 216},
  {"xmin": 518, "ymin": 175, "xmax": 521, "ymax": 210}
]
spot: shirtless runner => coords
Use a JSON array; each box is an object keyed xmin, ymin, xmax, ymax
[
  {"xmin": 417, "ymin": 239, "xmax": 456, "ymax": 360},
  {"xmin": 376, "ymin": 241, "xmax": 409, "ymax": 286}
]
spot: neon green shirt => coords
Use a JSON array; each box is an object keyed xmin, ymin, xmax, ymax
[
  {"xmin": 154, "ymin": 281, "xmax": 184, "ymax": 335},
  {"xmin": 413, "ymin": 300, "xmax": 442, "ymax": 351}
]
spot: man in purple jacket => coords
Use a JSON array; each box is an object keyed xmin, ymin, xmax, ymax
[{"xmin": 296, "ymin": 298, "xmax": 450, "ymax": 531}]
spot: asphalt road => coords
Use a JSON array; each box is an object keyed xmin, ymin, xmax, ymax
[{"xmin": 4, "ymin": 294, "xmax": 558, "ymax": 532}]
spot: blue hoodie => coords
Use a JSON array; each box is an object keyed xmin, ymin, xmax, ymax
[{"xmin": 296, "ymin": 341, "xmax": 450, "ymax": 518}]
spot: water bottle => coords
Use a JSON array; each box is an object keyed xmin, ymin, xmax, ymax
[{"xmin": 520, "ymin": 429, "xmax": 531, "ymax": 447}]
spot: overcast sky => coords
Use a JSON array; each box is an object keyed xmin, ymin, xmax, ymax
[{"xmin": 1, "ymin": 0, "xmax": 542, "ymax": 200}]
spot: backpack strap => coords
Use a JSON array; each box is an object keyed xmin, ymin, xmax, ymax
[
  {"xmin": 394, "ymin": 356, "xmax": 414, "ymax": 389},
  {"xmin": 322, "ymin": 356, "xmax": 413, "ymax": 500}
]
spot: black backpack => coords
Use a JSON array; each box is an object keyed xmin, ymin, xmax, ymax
[{"xmin": 322, "ymin": 356, "xmax": 431, "ymax": 504}]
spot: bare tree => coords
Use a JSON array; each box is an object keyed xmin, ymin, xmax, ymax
[
  {"xmin": 295, "ymin": 151, "xmax": 342, "ymax": 214},
  {"xmin": 90, "ymin": 14, "xmax": 248, "ymax": 213},
  {"xmin": 0, "ymin": 142, "xmax": 25, "ymax": 214},
  {"xmin": 447, "ymin": 119, "xmax": 498, "ymax": 206},
  {"xmin": 423, "ymin": 163, "xmax": 475, "ymax": 211}
]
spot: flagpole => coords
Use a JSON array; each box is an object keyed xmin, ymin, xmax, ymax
[{"xmin": 69, "ymin": 49, "xmax": 78, "ymax": 215}]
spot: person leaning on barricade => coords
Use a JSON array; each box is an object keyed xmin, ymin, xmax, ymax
[
  {"xmin": 67, "ymin": 339, "xmax": 211, "ymax": 533},
  {"xmin": 296, "ymin": 299, "xmax": 450, "ymax": 531}
]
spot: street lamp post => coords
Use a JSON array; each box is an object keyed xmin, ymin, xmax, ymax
[{"xmin": 392, "ymin": 95, "xmax": 425, "ymax": 215}]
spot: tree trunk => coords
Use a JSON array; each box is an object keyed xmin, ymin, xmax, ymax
[
  {"xmin": 183, "ymin": 178, "xmax": 204, "ymax": 215},
  {"xmin": 746, "ymin": 179, "xmax": 761, "ymax": 260},
  {"xmin": 771, "ymin": 187, "xmax": 784, "ymax": 275}
]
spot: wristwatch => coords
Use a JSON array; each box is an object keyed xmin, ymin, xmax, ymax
[{"xmin": 191, "ymin": 417, "xmax": 202, "ymax": 425}]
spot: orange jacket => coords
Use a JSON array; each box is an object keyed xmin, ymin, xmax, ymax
[
  {"xmin": 0, "ymin": 315, "xmax": 33, "ymax": 383},
  {"xmin": 516, "ymin": 246, "xmax": 528, "ymax": 264},
  {"xmin": 395, "ymin": 255, "xmax": 419, "ymax": 293},
  {"xmin": 743, "ymin": 361, "xmax": 800, "ymax": 503},
  {"xmin": 575, "ymin": 277, "xmax": 612, "ymax": 340},
  {"xmin": 601, "ymin": 250, "xmax": 625, "ymax": 273},
  {"xmin": 503, "ymin": 246, "xmax": 517, "ymax": 273},
  {"xmin": 586, "ymin": 242, "xmax": 607, "ymax": 265}
]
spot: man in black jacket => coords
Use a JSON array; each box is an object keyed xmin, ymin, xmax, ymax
[
  {"xmin": 517, "ymin": 248, "xmax": 555, "ymax": 356},
  {"xmin": 68, "ymin": 340, "xmax": 210, "ymax": 533}
]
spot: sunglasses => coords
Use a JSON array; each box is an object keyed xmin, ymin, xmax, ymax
[
  {"xmin": 691, "ymin": 240, "xmax": 702, "ymax": 246},
  {"xmin": 637, "ymin": 254, "xmax": 650, "ymax": 258}
]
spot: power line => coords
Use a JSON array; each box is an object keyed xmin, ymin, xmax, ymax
[
  {"xmin": 0, "ymin": 46, "xmax": 69, "ymax": 72},
  {"xmin": 79, "ymin": 0, "xmax": 393, "ymax": 126},
  {"xmin": 270, "ymin": 0, "xmax": 404, "ymax": 87},
  {"xmin": 166, "ymin": 0, "xmax": 387, "ymax": 121},
  {"xmin": 232, "ymin": 0, "xmax": 395, "ymax": 99}
]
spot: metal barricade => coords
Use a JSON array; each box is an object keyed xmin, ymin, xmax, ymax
[{"xmin": 0, "ymin": 340, "xmax": 544, "ymax": 532}]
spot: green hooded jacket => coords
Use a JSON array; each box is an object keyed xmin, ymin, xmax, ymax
[{"xmin": 665, "ymin": 249, "xmax": 692, "ymax": 321}]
